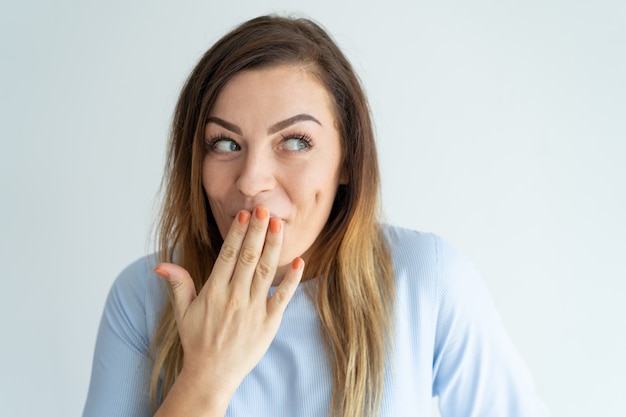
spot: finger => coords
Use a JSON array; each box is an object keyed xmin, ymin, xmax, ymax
[
  {"xmin": 267, "ymin": 257, "xmax": 304, "ymax": 318},
  {"xmin": 250, "ymin": 216, "xmax": 283, "ymax": 300},
  {"xmin": 154, "ymin": 263, "xmax": 197, "ymax": 326},
  {"xmin": 230, "ymin": 206, "xmax": 271, "ymax": 291},
  {"xmin": 209, "ymin": 210, "xmax": 251, "ymax": 286}
]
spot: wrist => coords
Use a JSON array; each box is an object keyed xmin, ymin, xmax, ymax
[{"xmin": 155, "ymin": 367, "xmax": 235, "ymax": 417}]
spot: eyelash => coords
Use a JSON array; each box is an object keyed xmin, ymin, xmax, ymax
[
  {"xmin": 205, "ymin": 132, "xmax": 314, "ymax": 152},
  {"xmin": 205, "ymin": 135, "xmax": 239, "ymax": 152},
  {"xmin": 281, "ymin": 132, "xmax": 313, "ymax": 151}
]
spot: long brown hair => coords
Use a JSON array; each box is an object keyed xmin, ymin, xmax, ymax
[{"xmin": 151, "ymin": 15, "xmax": 395, "ymax": 417}]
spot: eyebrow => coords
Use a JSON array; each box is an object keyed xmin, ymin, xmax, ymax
[
  {"xmin": 267, "ymin": 114, "xmax": 322, "ymax": 134},
  {"xmin": 206, "ymin": 117, "xmax": 242, "ymax": 135},
  {"xmin": 206, "ymin": 113, "xmax": 322, "ymax": 136}
]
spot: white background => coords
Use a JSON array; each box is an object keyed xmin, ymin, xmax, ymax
[{"xmin": 1, "ymin": 1, "xmax": 625, "ymax": 416}]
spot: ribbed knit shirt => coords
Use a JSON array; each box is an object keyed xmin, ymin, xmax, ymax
[{"xmin": 82, "ymin": 225, "xmax": 550, "ymax": 416}]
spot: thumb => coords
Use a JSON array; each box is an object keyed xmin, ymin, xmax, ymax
[{"xmin": 154, "ymin": 262, "xmax": 197, "ymax": 325}]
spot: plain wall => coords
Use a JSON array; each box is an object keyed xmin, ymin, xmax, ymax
[{"xmin": 1, "ymin": 1, "xmax": 624, "ymax": 416}]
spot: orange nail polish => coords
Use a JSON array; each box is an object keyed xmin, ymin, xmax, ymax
[
  {"xmin": 269, "ymin": 217, "xmax": 281, "ymax": 234},
  {"xmin": 154, "ymin": 268, "xmax": 170, "ymax": 278},
  {"xmin": 238, "ymin": 210, "xmax": 250, "ymax": 224},
  {"xmin": 255, "ymin": 206, "xmax": 269, "ymax": 220},
  {"xmin": 292, "ymin": 257, "xmax": 304, "ymax": 270}
]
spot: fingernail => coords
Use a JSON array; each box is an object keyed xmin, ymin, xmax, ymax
[
  {"xmin": 154, "ymin": 268, "xmax": 170, "ymax": 279},
  {"xmin": 238, "ymin": 210, "xmax": 250, "ymax": 224},
  {"xmin": 269, "ymin": 217, "xmax": 281, "ymax": 234},
  {"xmin": 255, "ymin": 206, "xmax": 269, "ymax": 220},
  {"xmin": 292, "ymin": 257, "xmax": 304, "ymax": 270}
]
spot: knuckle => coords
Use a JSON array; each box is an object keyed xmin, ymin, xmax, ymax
[
  {"xmin": 231, "ymin": 226, "xmax": 246, "ymax": 239},
  {"xmin": 239, "ymin": 246, "xmax": 259, "ymax": 266},
  {"xmin": 272, "ymin": 288, "xmax": 288, "ymax": 305},
  {"xmin": 225, "ymin": 294, "xmax": 241, "ymax": 312},
  {"xmin": 168, "ymin": 279, "xmax": 185, "ymax": 292},
  {"xmin": 204, "ymin": 279, "xmax": 219, "ymax": 294},
  {"xmin": 249, "ymin": 220, "xmax": 266, "ymax": 233},
  {"xmin": 255, "ymin": 260, "xmax": 273, "ymax": 279},
  {"xmin": 219, "ymin": 244, "xmax": 238, "ymax": 263},
  {"xmin": 264, "ymin": 235, "xmax": 281, "ymax": 249}
]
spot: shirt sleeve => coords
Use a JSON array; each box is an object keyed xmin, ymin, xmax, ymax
[
  {"xmin": 82, "ymin": 256, "xmax": 165, "ymax": 417},
  {"xmin": 431, "ymin": 237, "xmax": 550, "ymax": 416}
]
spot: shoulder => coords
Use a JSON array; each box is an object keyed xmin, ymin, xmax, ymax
[
  {"xmin": 109, "ymin": 254, "xmax": 165, "ymax": 308},
  {"xmin": 382, "ymin": 223, "xmax": 473, "ymax": 289},
  {"xmin": 382, "ymin": 223, "xmax": 489, "ymax": 328},
  {"xmin": 83, "ymin": 255, "xmax": 167, "ymax": 416},
  {"xmin": 103, "ymin": 254, "xmax": 168, "ymax": 343}
]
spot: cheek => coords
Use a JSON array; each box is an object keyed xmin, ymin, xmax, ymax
[
  {"xmin": 202, "ymin": 163, "xmax": 233, "ymax": 236},
  {"xmin": 288, "ymin": 162, "xmax": 341, "ymax": 214},
  {"xmin": 202, "ymin": 159, "xmax": 235, "ymax": 200}
]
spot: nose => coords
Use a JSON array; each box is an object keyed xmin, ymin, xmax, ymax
[{"xmin": 236, "ymin": 149, "xmax": 276, "ymax": 197}]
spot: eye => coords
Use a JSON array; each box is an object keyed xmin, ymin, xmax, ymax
[
  {"xmin": 281, "ymin": 134, "xmax": 312, "ymax": 152},
  {"xmin": 207, "ymin": 137, "xmax": 241, "ymax": 153}
]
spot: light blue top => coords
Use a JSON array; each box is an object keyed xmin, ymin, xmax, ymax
[{"xmin": 83, "ymin": 225, "xmax": 550, "ymax": 416}]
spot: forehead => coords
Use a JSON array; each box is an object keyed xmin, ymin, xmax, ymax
[{"xmin": 210, "ymin": 65, "xmax": 336, "ymax": 120}]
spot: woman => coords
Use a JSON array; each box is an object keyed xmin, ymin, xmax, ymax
[{"xmin": 83, "ymin": 15, "xmax": 549, "ymax": 417}]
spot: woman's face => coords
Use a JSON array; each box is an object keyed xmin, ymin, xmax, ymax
[{"xmin": 203, "ymin": 64, "xmax": 345, "ymax": 279}]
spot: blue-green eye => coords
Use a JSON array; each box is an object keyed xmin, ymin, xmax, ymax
[
  {"xmin": 282, "ymin": 134, "xmax": 312, "ymax": 151},
  {"xmin": 209, "ymin": 138, "xmax": 240, "ymax": 153}
]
